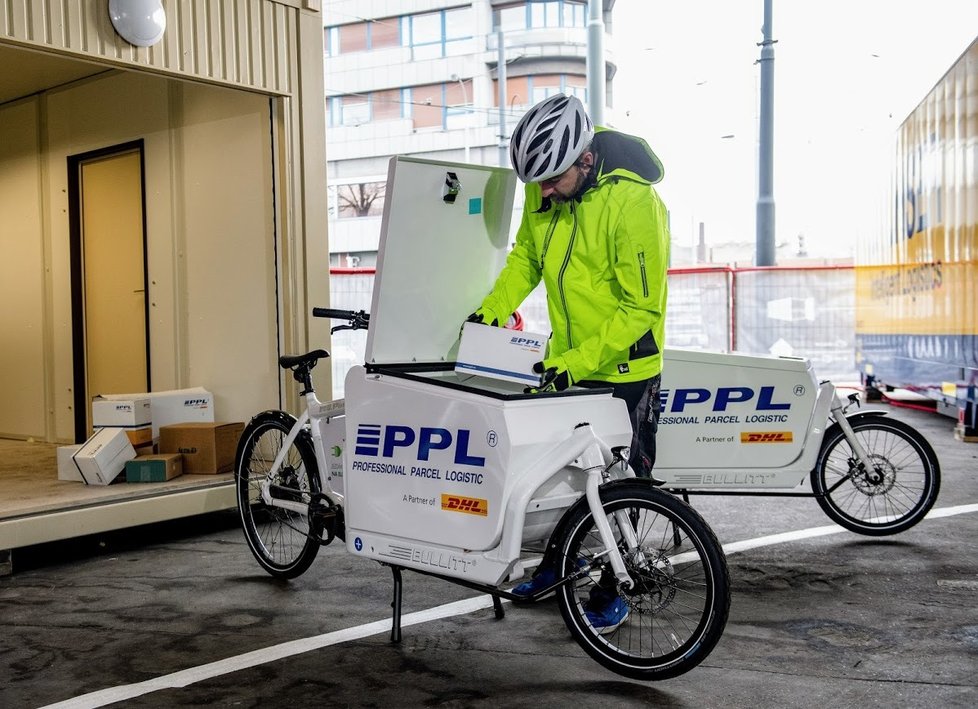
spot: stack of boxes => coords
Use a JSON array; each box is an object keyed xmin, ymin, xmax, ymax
[{"xmin": 56, "ymin": 388, "xmax": 243, "ymax": 486}]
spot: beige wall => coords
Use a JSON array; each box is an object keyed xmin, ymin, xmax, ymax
[
  {"xmin": 0, "ymin": 100, "xmax": 46, "ymax": 439},
  {"xmin": 0, "ymin": 71, "xmax": 282, "ymax": 442}
]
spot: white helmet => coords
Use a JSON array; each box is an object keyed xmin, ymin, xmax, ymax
[{"xmin": 510, "ymin": 94, "xmax": 594, "ymax": 183}]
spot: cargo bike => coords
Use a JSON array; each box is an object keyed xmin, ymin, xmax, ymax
[{"xmin": 234, "ymin": 158, "xmax": 730, "ymax": 681}]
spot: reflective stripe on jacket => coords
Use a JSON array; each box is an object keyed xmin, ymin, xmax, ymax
[{"xmin": 480, "ymin": 128, "xmax": 670, "ymax": 384}]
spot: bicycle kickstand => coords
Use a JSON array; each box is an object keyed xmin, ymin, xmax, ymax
[{"xmin": 390, "ymin": 565, "xmax": 403, "ymax": 643}]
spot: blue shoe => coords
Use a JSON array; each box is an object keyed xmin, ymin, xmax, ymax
[
  {"xmin": 584, "ymin": 592, "xmax": 629, "ymax": 634},
  {"xmin": 512, "ymin": 559, "xmax": 588, "ymax": 600}
]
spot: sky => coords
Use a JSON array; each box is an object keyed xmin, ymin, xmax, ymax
[{"xmin": 611, "ymin": 1, "xmax": 978, "ymax": 260}]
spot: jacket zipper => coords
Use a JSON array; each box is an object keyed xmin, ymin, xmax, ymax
[
  {"xmin": 539, "ymin": 209, "xmax": 561, "ymax": 269},
  {"xmin": 557, "ymin": 203, "xmax": 579, "ymax": 348},
  {"xmin": 638, "ymin": 251, "xmax": 649, "ymax": 297}
]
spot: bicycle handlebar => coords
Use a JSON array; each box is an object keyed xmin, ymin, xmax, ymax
[{"xmin": 312, "ymin": 307, "xmax": 370, "ymax": 333}]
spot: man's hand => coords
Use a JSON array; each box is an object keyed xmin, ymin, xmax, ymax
[
  {"xmin": 525, "ymin": 360, "xmax": 572, "ymax": 394},
  {"xmin": 465, "ymin": 309, "xmax": 499, "ymax": 327}
]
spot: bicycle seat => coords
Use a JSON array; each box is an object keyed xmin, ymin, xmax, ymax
[{"xmin": 279, "ymin": 349, "xmax": 330, "ymax": 370}]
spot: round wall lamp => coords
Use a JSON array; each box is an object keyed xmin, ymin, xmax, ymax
[{"xmin": 108, "ymin": 0, "xmax": 167, "ymax": 47}]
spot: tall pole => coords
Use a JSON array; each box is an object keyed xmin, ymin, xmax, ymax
[
  {"xmin": 586, "ymin": 0, "xmax": 605, "ymax": 126},
  {"xmin": 755, "ymin": 0, "xmax": 776, "ymax": 266},
  {"xmin": 497, "ymin": 27, "xmax": 508, "ymax": 167}
]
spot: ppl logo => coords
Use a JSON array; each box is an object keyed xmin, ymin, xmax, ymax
[
  {"xmin": 510, "ymin": 336, "xmax": 543, "ymax": 349},
  {"xmin": 355, "ymin": 424, "xmax": 486, "ymax": 466},
  {"xmin": 659, "ymin": 386, "xmax": 791, "ymax": 413}
]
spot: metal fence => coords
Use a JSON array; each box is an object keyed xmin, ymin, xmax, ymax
[{"xmin": 326, "ymin": 265, "xmax": 857, "ymax": 397}]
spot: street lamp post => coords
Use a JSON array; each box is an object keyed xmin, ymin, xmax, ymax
[{"xmin": 450, "ymin": 73, "xmax": 471, "ymax": 163}]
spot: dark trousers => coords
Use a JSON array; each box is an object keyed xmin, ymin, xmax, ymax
[
  {"xmin": 576, "ymin": 374, "xmax": 661, "ymax": 477},
  {"xmin": 532, "ymin": 374, "xmax": 663, "ymax": 578}
]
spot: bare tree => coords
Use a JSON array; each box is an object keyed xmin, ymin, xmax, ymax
[{"xmin": 337, "ymin": 181, "xmax": 385, "ymax": 218}]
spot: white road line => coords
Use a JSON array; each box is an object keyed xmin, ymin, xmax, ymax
[{"xmin": 39, "ymin": 502, "xmax": 978, "ymax": 709}]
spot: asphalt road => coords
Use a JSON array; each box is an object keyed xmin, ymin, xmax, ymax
[{"xmin": 2, "ymin": 403, "xmax": 976, "ymax": 708}]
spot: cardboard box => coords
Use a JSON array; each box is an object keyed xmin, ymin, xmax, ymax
[
  {"xmin": 57, "ymin": 444, "xmax": 84, "ymax": 482},
  {"xmin": 455, "ymin": 321, "xmax": 547, "ymax": 386},
  {"xmin": 92, "ymin": 398, "xmax": 152, "ymax": 428},
  {"xmin": 120, "ymin": 426, "xmax": 153, "ymax": 447},
  {"xmin": 99, "ymin": 388, "xmax": 214, "ymax": 439},
  {"xmin": 159, "ymin": 422, "xmax": 244, "ymax": 474},
  {"xmin": 126, "ymin": 453, "xmax": 183, "ymax": 483},
  {"xmin": 72, "ymin": 428, "xmax": 136, "ymax": 485}
]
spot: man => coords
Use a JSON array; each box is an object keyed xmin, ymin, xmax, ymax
[{"xmin": 467, "ymin": 93, "xmax": 670, "ymax": 632}]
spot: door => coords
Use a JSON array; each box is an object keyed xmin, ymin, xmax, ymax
[{"xmin": 69, "ymin": 142, "xmax": 150, "ymax": 441}]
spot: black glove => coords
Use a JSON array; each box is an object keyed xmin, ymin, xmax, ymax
[
  {"xmin": 465, "ymin": 309, "xmax": 499, "ymax": 327},
  {"xmin": 524, "ymin": 360, "xmax": 572, "ymax": 394}
]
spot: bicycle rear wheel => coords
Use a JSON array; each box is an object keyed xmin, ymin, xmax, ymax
[
  {"xmin": 235, "ymin": 411, "xmax": 322, "ymax": 578},
  {"xmin": 555, "ymin": 481, "xmax": 729, "ymax": 681}
]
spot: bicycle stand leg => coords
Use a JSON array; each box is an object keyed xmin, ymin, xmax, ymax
[
  {"xmin": 390, "ymin": 565, "xmax": 403, "ymax": 643},
  {"xmin": 491, "ymin": 594, "xmax": 505, "ymax": 620}
]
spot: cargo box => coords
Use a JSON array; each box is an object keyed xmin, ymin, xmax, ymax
[
  {"xmin": 158, "ymin": 422, "xmax": 243, "ymax": 474},
  {"xmin": 126, "ymin": 453, "xmax": 183, "ymax": 483},
  {"xmin": 72, "ymin": 428, "xmax": 136, "ymax": 485}
]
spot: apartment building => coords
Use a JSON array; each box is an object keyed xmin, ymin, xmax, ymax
[{"xmin": 323, "ymin": 0, "xmax": 616, "ymax": 268}]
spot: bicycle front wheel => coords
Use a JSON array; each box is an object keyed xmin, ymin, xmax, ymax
[
  {"xmin": 235, "ymin": 412, "xmax": 322, "ymax": 578},
  {"xmin": 811, "ymin": 416, "xmax": 940, "ymax": 535},
  {"xmin": 555, "ymin": 481, "xmax": 729, "ymax": 681}
]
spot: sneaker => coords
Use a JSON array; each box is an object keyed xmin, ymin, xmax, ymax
[
  {"xmin": 511, "ymin": 559, "xmax": 588, "ymax": 600},
  {"xmin": 511, "ymin": 567, "xmax": 560, "ymax": 600},
  {"xmin": 584, "ymin": 591, "xmax": 629, "ymax": 634}
]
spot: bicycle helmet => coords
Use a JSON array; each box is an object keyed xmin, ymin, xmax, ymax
[{"xmin": 510, "ymin": 94, "xmax": 594, "ymax": 183}]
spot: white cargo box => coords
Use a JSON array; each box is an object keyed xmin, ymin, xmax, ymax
[
  {"xmin": 455, "ymin": 322, "xmax": 546, "ymax": 386},
  {"xmin": 72, "ymin": 428, "xmax": 136, "ymax": 486},
  {"xmin": 92, "ymin": 397, "xmax": 152, "ymax": 428},
  {"xmin": 57, "ymin": 444, "xmax": 84, "ymax": 482},
  {"xmin": 98, "ymin": 388, "xmax": 214, "ymax": 439}
]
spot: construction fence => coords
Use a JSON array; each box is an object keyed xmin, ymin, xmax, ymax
[{"xmin": 326, "ymin": 265, "xmax": 858, "ymax": 398}]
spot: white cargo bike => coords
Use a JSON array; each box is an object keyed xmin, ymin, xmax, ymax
[{"xmin": 234, "ymin": 158, "xmax": 939, "ymax": 681}]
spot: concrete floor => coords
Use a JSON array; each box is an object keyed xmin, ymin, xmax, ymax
[{"xmin": 1, "ymin": 402, "xmax": 976, "ymax": 708}]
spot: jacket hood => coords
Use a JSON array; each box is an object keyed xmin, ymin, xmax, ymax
[{"xmin": 593, "ymin": 127, "xmax": 664, "ymax": 185}]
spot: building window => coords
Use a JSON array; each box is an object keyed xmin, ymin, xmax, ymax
[
  {"xmin": 406, "ymin": 7, "xmax": 473, "ymax": 60},
  {"xmin": 340, "ymin": 96, "xmax": 370, "ymax": 126},
  {"xmin": 494, "ymin": 1, "xmax": 586, "ymax": 31},
  {"xmin": 326, "ymin": 18, "xmax": 400, "ymax": 55},
  {"xmin": 496, "ymin": 74, "xmax": 586, "ymax": 109},
  {"xmin": 335, "ymin": 181, "xmax": 386, "ymax": 219},
  {"xmin": 409, "ymin": 84, "xmax": 444, "ymax": 129}
]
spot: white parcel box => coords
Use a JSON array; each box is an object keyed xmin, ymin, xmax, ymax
[
  {"xmin": 72, "ymin": 428, "xmax": 136, "ymax": 485},
  {"xmin": 57, "ymin": 444, "xmax": 84, "ymax": 482},
  {"xmin": 99, "ymin": 388, "xmax": 214, "ymax": 439},
  {"xmin": 455, "ymin": 322, "xmax": 547, "ymax": 386},
  {"xmin": 92, "ymin": 397, "xmax": 152, "ymax": 428}
]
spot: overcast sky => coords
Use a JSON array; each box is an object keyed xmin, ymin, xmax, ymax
[{"xmin": 612, "ymin": 1, "xmax": 978, "ymax": 259}]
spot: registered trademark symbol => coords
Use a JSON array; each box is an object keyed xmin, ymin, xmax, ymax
[
  {"xmin": 794, "ymin": 385, "xmax": 806, "ymax": 396},
  {"xmin": 486, "ymin": 430, "xmax": 498, "ymax": 447}
]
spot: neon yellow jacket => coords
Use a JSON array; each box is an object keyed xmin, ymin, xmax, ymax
[{"xmin": 479, "ymin": 128, "xmax": 669, "ymax": 384}]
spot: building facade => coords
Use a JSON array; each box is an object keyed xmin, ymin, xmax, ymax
[{"xmin": 323, "ymin": 0, "xmax": 616, "ymax": 267}]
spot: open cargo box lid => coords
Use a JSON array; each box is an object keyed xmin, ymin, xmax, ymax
[{"xmin": 364, "ymin": 157, "xmax": 518, "ymax": 366}]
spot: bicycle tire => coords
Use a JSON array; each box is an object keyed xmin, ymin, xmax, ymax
[
  {"xmin": 554, "ymin": 480, "xmax": 730, "ymax": 680},
  {"xmin": 811, "ymin": 416, "xmax": 940, "ymax": 535},
  {"xmin": 235, "ymin": 411, "xmax": 322, "ymax": 578}
]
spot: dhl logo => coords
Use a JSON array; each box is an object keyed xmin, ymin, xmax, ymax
[
  {"xmin": 740, "ymin": 431, "xmax": 794, "ymax": 443},
  {"xmin": 441, "ymin": 494, "xmax": 488, "ymax": 517}
]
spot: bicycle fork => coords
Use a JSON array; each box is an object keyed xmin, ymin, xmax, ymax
[
  {"xmin": 578, "ymin": 432, "xmax": 640, "ymax": 590},
  {"xmin": 828, "ymin": 391, "xmax": 881, "ymax": 482}
]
